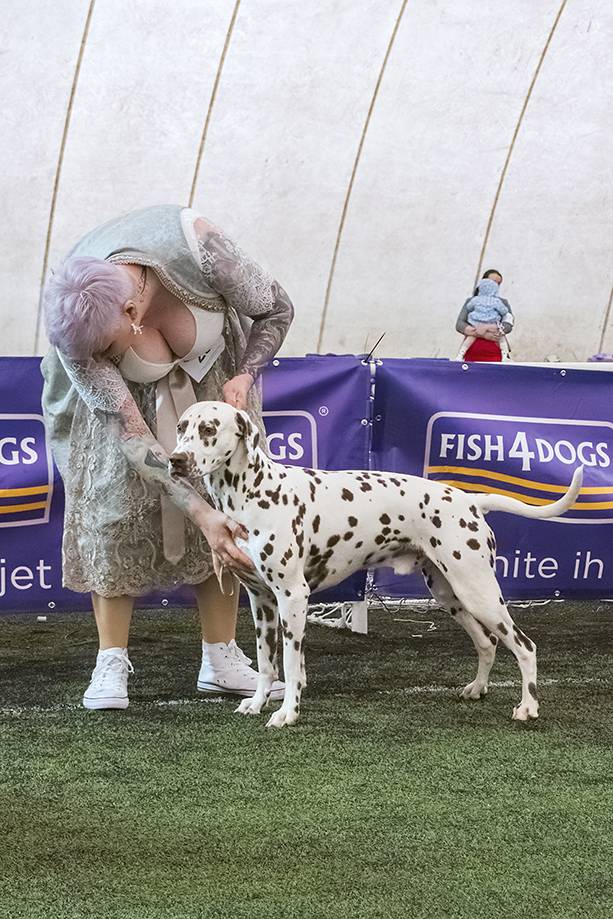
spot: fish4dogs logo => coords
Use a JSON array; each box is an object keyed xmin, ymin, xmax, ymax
[
  {"xmin": 0, "ymin": 415, "xmax": 54, "ymax": 528},
  {"xmin": 424, "ymin": 412, "xmax": 613, "ymax": 524},
  {"xmin": 262, "ymin": 411, "xmax": 318, "ymax": 468}
]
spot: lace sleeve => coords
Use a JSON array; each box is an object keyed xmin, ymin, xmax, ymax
[
  {"xmin": 58, "ymin": 352, "xmax": 208, "ymax": 520},
  {"xmin": 196, "ymin": 219, "xmax": 294, "ymax": 379}
]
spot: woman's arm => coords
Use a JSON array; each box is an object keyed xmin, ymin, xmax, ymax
[
  {"xmin": 456, "ymin": 300, "xmax": 475, "ymax": 334},
  {"xmin": 500, "ymin": 299, "xmax": 514, "ymax": 334},
  {"xmin": 57, "ymin": 352, "xmax": 252, "ymax": 568},
  {"xmin": 195, "ymin": 218, "xmax": 294, "ymax": 380}
]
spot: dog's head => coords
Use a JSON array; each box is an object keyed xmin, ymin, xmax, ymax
[{"xmin": 169, "ymin": 401, "xmax": 262, "ymax": 479}]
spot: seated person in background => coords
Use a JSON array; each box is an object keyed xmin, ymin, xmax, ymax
[{"xmin": 454, "ymin": 269, "xmax": 514, "ymax": 362}]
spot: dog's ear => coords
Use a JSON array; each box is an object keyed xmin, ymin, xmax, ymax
[{"xmin": 235, "ymin": 410, "xmax": 261, "ymax": 459}]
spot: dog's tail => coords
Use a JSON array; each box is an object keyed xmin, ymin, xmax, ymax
[{"xmin": 475, "ymin": 466, "xmax": 583, "ymax": 519}]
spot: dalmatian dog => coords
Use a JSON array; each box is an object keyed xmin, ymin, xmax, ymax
[{"xmin": 169, "ymin": 401, "xmax": 583, "ymax": 729}]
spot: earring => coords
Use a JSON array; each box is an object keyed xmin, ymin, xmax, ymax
[{"xmin": 131, "ymin": 321, "xmax": 143, "ymax": 335}]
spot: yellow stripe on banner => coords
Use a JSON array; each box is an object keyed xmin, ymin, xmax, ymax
[
  {"xmin": 0, "ymin": 501, "xmax": 48, "ymax": 515},
  {"xmin": 438, "ymin": 480, "xmax": 613, "ymax": 511},
  {"xmin": 428, "ymin": 465, "xmax": 613, "ymax": 495},
  {"xmin": 0, "ymin": 485, "xmax": 49, "ymax": 498}
]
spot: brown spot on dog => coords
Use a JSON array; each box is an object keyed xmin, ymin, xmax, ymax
[
  {"xmin": 341, "ymin": 488, "xmax": 354, "ymax": 501},
  {"xmin": 513, "ymin": 625, "xmax": 534, "ymax": 652},
  {"xmin": 348, "ymin": 516, "xmax": 358, "ymax": 527},
  {"xmin": 264, "ymin": 629, "xmax": 276, "ymax": 656},
  {"xmin": 453, "ymin": 550, "xmax": 461, "ymax": 560},
  {"xmin": 467, "ymin": 538, "xmax": 480, "ymax": 550},
  {"xmin": 528, "ymin": 682, "xmax": 538, "ymax": 700},
  {"xmin": 313, "ymin": 515, "xmax": 320, "ymax": 533}
]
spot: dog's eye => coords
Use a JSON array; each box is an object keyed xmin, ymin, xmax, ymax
[
  {"xmin": 177, "ymin": 421, "xmax": 188, "ymax": 435},
  {"xmin": 198, "ymin": 421, "xmax": 217, "ymax": 439}
]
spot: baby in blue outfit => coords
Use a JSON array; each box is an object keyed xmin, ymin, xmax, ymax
[
  {"xmin": 466, "ymin": 278, "xmax": 511, "ymax": 326},
  {"xmin": 456, "ymin": 278, "xmax": 512, "ymax": 359}
]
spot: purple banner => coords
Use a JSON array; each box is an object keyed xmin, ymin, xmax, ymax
[
  {"xmin": 371, "ymin": 359, "xmax": 613, "ymax": 599},
  {"xmin": 0, "ymin": 356, "xmax": 370, "ymax": 614}
]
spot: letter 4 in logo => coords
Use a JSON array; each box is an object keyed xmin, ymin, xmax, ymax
[
  {"xmin": 263, "ymin": 411, "xmax": 318, "ymax": 468},
  {"xmin": 0, "ymin": 415, "xmax": 54, "ymax": 528}
]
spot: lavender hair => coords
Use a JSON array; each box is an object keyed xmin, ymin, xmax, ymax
[{"xmin": 43, "ymin": 256, "xmax": 134, "ymax": 359}]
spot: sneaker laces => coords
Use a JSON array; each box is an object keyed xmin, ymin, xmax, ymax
[
  {"xmin": 90, "ymin": 651, "xmax": 134, "ymax": 689},
  {"xmin": 226, "ymin": 641, "xmax": 253, "ymax": 670}
]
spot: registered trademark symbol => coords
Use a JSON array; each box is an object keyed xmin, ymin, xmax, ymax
[{"xmin": 318, "ymin": 405, "xmax": 329, "ymax": 416}]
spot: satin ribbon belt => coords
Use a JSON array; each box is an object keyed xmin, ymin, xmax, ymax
[{"xmin": 155, "ymin": 367, "xmax": 197, "ymax": 565}]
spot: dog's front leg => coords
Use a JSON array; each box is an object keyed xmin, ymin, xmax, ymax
[
  {"xmin": 266, "ymin": 585, "xmax": 309, "ymax": 729},
  {"xmin": 235, "ymin": 586, "xmax": 278, "ymax": 717}
]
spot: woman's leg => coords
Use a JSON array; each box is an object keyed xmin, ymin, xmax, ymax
[
  {"xmin": 91, "ymin": 592, "xmax": 135, "ymax": 649},
  {"xmin": 84, "ymin": 593, "xmax": 136, "ymax": 710},
  {"xmin": 195, "ymin": 574, "xmax": 285, "ymax": 699},
  {"xmin": 195, "ymin": 574, "xmax": 238, "ymax": 642}
]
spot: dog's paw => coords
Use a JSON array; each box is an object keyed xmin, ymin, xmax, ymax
[
  {"xmin": 460, "ymin": 680, "xmax": 488, "ymax": 701},
  {"xmin": 235, "ymin": 697, "xmax": 265, "ymax": 716},
  {"xmin": 512, "ymin": 701, "xmax": 539, "ymax": 721},
  {"xmin": 265, "ymin": 706, "xmax": 299, "ymax": 729}
]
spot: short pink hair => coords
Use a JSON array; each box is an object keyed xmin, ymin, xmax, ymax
[{"xmin": 44, "ymin": 256, "xmax": 133, "ymax": 359}]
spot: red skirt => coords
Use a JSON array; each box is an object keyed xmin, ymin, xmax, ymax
[{"xmin": 464, "ymin": 338, "xmax": 502, "ymax": 362}]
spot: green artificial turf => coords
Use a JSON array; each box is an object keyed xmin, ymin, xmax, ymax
[{"xmin": 0, "ymin": 601, "xmax": 612, "ymax": 919}]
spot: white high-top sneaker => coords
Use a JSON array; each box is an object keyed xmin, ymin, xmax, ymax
[
  {"xmin": 82, "ymin": 647, "xmax": 134, "ymax": 710},
  {"xmin": 197, "ymin": 639, "xmax": 285, "ymax": 701}
]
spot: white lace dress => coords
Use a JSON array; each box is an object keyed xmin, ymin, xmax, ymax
[{"xmin": 40, "ymin": 210, "xmax": 294, "ymax": 597}]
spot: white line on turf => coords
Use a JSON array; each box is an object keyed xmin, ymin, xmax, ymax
[{"xmin": 0, "ymin": 677, "xmax": 609, "ymax": 717}]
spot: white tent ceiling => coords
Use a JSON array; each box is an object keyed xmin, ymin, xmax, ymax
[{"xmin": 1, "ymin": 0, "xmax": 611, "ymax": 361}]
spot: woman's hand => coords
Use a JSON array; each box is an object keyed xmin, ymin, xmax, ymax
[
  {"xmin": 222, "ymin": 372, "xmax": 254, "ymax": 410},
  {"xmin": 471, "ymin": 323, "xmax": 501, "ymax": 341},
  {"xmin": 193, "ymin": 505, "xmax": 254, "ymax": 571},
  {"xmin": 464, "ymin": 324, "xmax": 478, "ymax": 336}
]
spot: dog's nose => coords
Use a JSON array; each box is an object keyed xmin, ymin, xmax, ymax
[{"xmin": 169, "ymin": 452, "xmax": 189, "ymax": 477}]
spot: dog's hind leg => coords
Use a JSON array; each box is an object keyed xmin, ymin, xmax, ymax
[
  {"xmin": 422, "ymin": 562, "xmax": 498, "ymax": 701},
  {"xmin": 235, "ymin": 586, "xmax": 278, "ymax": 717},
  {"xmin": 266, "ymin": 583, "xmax": 310, "ymax": 729},
  {"xmin": 439, "ymin": 563, "xmax": 539, "ymax": 721}
]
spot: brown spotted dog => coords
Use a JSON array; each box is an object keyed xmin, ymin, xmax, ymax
[{"xmin": 169, "ymin": 401, "xmax": 583, "ymax": 729}]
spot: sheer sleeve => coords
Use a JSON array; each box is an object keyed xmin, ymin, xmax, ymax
[
  {"xmin": 195, "ymin": 218, "xmax": 294, "ymax": 379},
  {"xmin": 57, "ymin": 351, "xmax": 207, "ymax": 520}
]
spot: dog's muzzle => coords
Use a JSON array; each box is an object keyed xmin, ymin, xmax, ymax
[{"xmin": 168, "ymin": 451, "xmax": 193, "ymax": 478}]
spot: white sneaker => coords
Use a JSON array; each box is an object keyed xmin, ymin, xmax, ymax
[
  {"xmin": 197, "ymin": 639, "xmax": 285, "ymax": 701},
  {"xmin": 82, "ymin": 647, "xmax": 134, "ymax": 710}
]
